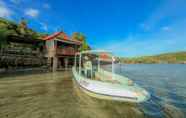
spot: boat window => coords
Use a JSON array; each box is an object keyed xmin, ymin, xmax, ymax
[
  {"xmin": 75, "ymin": 52, "xmax": 122, "ymax": 84},
  {"xmin": 80, "ymin": 54, "xmax": 98, "ymax": 79}
]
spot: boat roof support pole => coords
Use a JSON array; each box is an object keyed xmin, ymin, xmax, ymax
[
  {"xmin": 98, "ymin": 57, "xmax": 100, "ymax": 71},
  {"xmin": 112, "ymin": 56, "xmax": 115, "ymax": 79},
  {"xmin": 79, "ymin": 53, "xmax": 81, "ymax": 74},
  {"xmin": 74, "ymin": 54, "xmax": 77, "ymax": 68}
]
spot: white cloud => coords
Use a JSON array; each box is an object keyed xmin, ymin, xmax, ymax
[
  {"xmin": 0, "ymin": 6, "xmax": 11, "ymax": 18},
  {"xmin": 0, "ymin": 1, "xmax": 12, "ymax": 18},
  {"xmin": 96, "ymin": 21, "xmax": 186, "ymax": 57},
  {"xmin": 25, "ymin": 8, "xmax": 39, "ymax": 18},
  {"xmin": 43, "ymin": 3, "xmax": 50, "ymax": 9},
  {"xmin": 100, "ymin": 36, "xmax": 172, "ymax": 57}
]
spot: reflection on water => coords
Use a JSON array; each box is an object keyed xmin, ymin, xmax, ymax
[
  {"xmin": 0, "ymin": 64, "xmax": 185, "ymax": 118},
  {"xmin": 73, "ymin": 78, "xmax": 144, "ymax": 118},
  {"xmin": 116, "ymin": 64, "xmax": 186, "ymax": 118}
]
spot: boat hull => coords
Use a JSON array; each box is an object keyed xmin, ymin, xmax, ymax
[{"xmin": 72, "ymin": 67, "xmax": 150, "ymax": 103}]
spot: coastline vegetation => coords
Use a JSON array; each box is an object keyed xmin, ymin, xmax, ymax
[
  {"xmin": 0, "ymin": 18, "xmax": 45, "ymax": 48},
  {"xmin": 120, "ymin": 51, "xmax": 186, "ymax": 64},
  {"xmin": 0, "ymin": 18, "xmax": 90, "ymax": 51}
]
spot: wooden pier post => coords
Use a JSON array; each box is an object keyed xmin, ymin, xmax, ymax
[
  {"xmin": 64, "ymin": 58, "xmax": 69, "ymax": 70},
  {"xmin": 53, "ymin": 57, "xmax": 58, "ymax": 72}
]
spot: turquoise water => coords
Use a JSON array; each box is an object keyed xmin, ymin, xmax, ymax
[{"xmin": 117, "ymin": 64, "xmax": 186, "ymax": 118}]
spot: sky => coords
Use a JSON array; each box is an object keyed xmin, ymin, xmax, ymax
[{"xmin": 0, "ymin": 0, "xmax": 186, "ymax": 57}]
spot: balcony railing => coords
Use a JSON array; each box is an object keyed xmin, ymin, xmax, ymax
[{"xmin": 56, "ymin": 47, "xmax": 76, "ymax": 56}]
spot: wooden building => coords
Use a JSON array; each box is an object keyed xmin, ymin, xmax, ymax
[{"xmin": 43, "ymin": 32, "xmax": 82, "ymax": 71}]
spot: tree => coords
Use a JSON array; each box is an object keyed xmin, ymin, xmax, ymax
[
  {"xmin": 0, "ymin": 28, "xmax": 14, "ymax": 49},
  {"xmin": 79, "ymin": 33, "xmax": 85, "ymax": 41},
  {"xmin": 72, "ymin": 32, "xmax": 80, "ymax": 40},
  {"xmin": 18, "ymin": 18, "xmax": 27, "ymax": 35},
  {"xmin": 0, "ymin": 18, "xmax": 19, "ymax": 50},
  {"xmin": 0, "ymin": 29, "xmax": 8, "ymax": 49},
  {"xmin": 72, "ymin": 32, "xmax": 86, "ymax": 41},
  {"xmin": 78, "ymin": 33, "xmax": 90, "ymax": 51},
  {"xmin": 80, "ymin": 40, "xmax": 90, "ymax": 51}
]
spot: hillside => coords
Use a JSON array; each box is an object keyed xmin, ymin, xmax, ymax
[
  {"xmin": 121, "ymin": 51, "xmax": 186, "ymax": 64},
  {"xmin": 0, "ymin": 18, "xmax": 90, "ymax": 51},
  {"xmin": 0, "ymin": 18, "xmax": 46, "ymax": 42}
]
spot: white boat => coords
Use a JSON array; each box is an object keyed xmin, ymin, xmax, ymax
[{"xmin": 72, "ymin": 50, "xmax": 150, "ymax": 103}]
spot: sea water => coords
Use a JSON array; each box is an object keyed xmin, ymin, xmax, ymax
[{"xmin": 0, "ymin": 64, "xmax": 185, "ymax": 118}]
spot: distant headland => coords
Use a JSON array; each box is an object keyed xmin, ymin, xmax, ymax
[{"xmin": 120, "ymin": 51, "xmax": 186, "ymax": 64}]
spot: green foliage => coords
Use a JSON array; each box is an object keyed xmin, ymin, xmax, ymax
[
  {"xmin": 0, "ymin": 28, "xmax": 16, "ymax": 49},
  {"xmin": 72, "ymin": 32, "xmax": 90, "ymax": 51},
  {"xmin": 0, "ymin": 28, "xmax": 8, "ymax": 49},
  {"xmin": 80, "ymin": 40, "xmax": 89, "ymax": 51},
  {"xmin": 0, "ymin": 18, "xmax": 44, "ymax": 41},
  {"xmin": 121, "ymin": 51, "xmax": 186, "ymax": 64},
  {"xmin": 72, "ymin": 32, "xmax": 85, "ymax": 41},
  {"xmin": 72, "ymin": 32, "xmax": 79, "ymax": 40},
  {"xmin": 79, "ymin": 33, "xmax": 86, "ymax": 41}
]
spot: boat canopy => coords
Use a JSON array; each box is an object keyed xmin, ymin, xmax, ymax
[
  {"xmin": 76, "ymin": 50, "xmax": 115, "ymax": 62},
  {"xmin": 74, "ymin": 50, "xmax": 122, "ymax": 80}
]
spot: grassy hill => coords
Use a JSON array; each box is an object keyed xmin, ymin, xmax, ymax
[{"xmin": 121, "ymin": 51, "xmax": 186, "ymax": 64}]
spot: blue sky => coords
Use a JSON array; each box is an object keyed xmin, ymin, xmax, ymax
[{"xmin": 0, "ymin": 0, "xmax": 186, "ymax": 57}]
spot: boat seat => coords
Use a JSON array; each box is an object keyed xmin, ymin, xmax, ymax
[{"xmin": 95, "ymin": 72, "xmax": 121, "ymax": 84}]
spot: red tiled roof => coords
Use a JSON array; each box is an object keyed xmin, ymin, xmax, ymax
[
  {"xmin": 42, "ymin": 32, "xmax": 63, "ymax": 40},
  {"xmin": 42, "ymin": 32, "xmax": 82, "ymax": 45}
]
